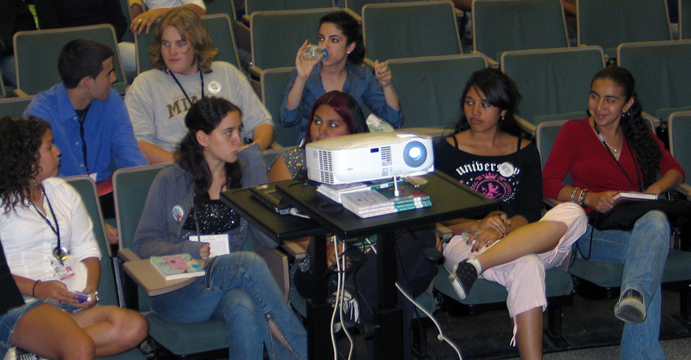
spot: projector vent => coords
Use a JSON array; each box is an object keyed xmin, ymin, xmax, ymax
[
  {"xmin": 381, "ymin": 146, "xmax": 393, "ymax": 177},
  {"xmin": 320, "ymin": 171, "xmax": 333, "ymax": 184},
  {"xmin": 317, "ymin": 150, "xmax": 332, "ymax": 172},
  {"xmin": 381, "ymin": 146, "xmax": 392, "ymax": 166}
]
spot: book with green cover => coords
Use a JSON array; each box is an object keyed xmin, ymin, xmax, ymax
[
  {"xmin": 351, "ymin": 199, "xmax": 433, "ymax": 218},
  {"xmin": 340, "ymin": 183, "xmax": 432, "ymax": 216},
  {"xmin": 317, "ymin": 179, "xmax": 405, "ymax": 203},
  {"xmin": 150, "ymin": 254, "xmax": 205, "ymax": 281}
]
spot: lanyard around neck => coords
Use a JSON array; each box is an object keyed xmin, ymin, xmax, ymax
[
  {"xmin": 77, "ymin": 105, "xmax": 91, "ymax": 174},
  {"xmin": 169, "ymin": 68, "xmax": 204, "ymax": 106},
  {"xmin": 594, "ymin": 123, "xmax": 643, "ymax": 191},
  {"xmin": 30, "ymin": 185, "xmax": 67, "ymax": 263}
]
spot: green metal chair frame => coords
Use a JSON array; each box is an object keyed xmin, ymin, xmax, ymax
[
  {"xmin": 260, "ymin": 67, "xmax": 300, "ymax": 147},
  {"xmin": 0, "ymin": 96, "xmax": 35, "ymax": 118},
  {"xmin": 473, "ymin": 0, "xmax": 569, "ymax": 64},
  {"xmin": 245, "ymin": 0, "xmax": 333, "ymax": 18},
  {"xmin": 13, "ymin": 24, "xmax": 128, "ymax": 96},
  {"xmin": 617, "ymin": 40, "xmax": 691, "ymax": 122},
  {"xmin": 681, "ymin": 0, "xmax": 691, "ymax": 39},
  {"xmin": 362, "ymin": 1, "xmax": 461, "ymax": 63},
  {"xmin": 344, "ymin": 0, "xmax": 431, "ymax": 22},
  {"xmin": 113, "ymin": 164, "xmax": 230, "ymax": 357},
  {"xmin": 500, "ymin": 46, "xmax": 604, "ymax": 133},
  {"xmin": 669, "ymin": 111, "xmax": 691, "ymax": 196},
  {"xmin": 64, "ymin": 175, "xmax": 148, "ymax": 359},
  {"xmin": 249, "ymin": 8, "xmax": 337, "ymax": 77},
  {"xmin": 205, "ymin": 0, "xmax": 237, "ymax": 21},
  {"xmin": 387, "ymin": 54, "xmax": 486, "ymax": 129},
  {"xmin": 577, "ymin": 0, "xmax": 672, "ymax": 59}
]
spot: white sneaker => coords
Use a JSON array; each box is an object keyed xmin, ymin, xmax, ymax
[
  {"xmin": 332, "ymin": 290, "xmax": 360, "ymax": 332},
  {"xmin": 3, "ymin": 347, "xmax": 45, "ymax": 360}
]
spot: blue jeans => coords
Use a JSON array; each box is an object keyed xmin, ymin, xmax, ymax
[
  {"xmin": 151, "ymin": 252, "xmax": 307, "ymax": 360},
  {"xmin": 577, "ymin": 210, "xmax": 669, "ymax": 360}
]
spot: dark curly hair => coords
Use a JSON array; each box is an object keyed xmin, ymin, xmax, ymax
[
  {"xmin": 0, "ymin": 116, "xmax": 51, "ymax": 214},
  {"xmin": 176, "ymin": 97, "xmax": 243, "ymax": 209},
  {"xmin": 320, "ymin": 11, "xmax": 365, "ymax": 65},
  {"xmin": 591, "ymin": 66, "xmax": 661, "ymax": 189},
  {"xmin": 453, "ymin": 68, "xmax": 523, "ymax": 137}
]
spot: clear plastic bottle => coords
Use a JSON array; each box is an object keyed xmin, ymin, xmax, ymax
[{"xmin": 302, "ymin": 45, "xmax": 328, "ymax": 61}]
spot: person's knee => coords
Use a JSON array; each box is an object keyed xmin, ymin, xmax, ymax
[
  {"xmin": 635, "ymin": 210, "xmax": 671, "ymax": 243},
  {"xmin": 220, "ymin": 289, "xmax": 257, "ymax": 321},
  {"xmin": 60, "ymin": 332, "xmax": 96, "ymax": 360},
  {"xmin": 108, "ymin": 308, "xmax": 149, "ymax": 349},
  {"xmin": 637, "ymin": 210, "xmax": 670, "ymax": 232},
  {"xmin": 516, "ymin": 254, "xmax": 543, "ymax": 273}
]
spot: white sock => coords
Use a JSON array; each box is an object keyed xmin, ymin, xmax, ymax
[{"xmin": 467, "ymin": 257, "xmax": 482, "ymax": 274}]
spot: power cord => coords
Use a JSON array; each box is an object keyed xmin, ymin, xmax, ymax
[
  {"xmin": 368, "ymin": 238, "xmax": 463, "ymax": 360},
  {"xmin": 330, "ymin": 236, "xmax": 355, "ymax": 360}
]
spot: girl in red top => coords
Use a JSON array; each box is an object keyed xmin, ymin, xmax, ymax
[{"xmin": 542, "ymin": 66, "xmax": 685, "ymax": 360}]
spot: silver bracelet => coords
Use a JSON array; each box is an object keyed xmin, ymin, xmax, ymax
[{"xmin": 577, "ymin": 189, "xmax": 589, "ymax": 206}]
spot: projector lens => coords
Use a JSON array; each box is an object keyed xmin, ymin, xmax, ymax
[{"xmin": 403, "ymin": 141, "xmax": 427, "ymax": 168}]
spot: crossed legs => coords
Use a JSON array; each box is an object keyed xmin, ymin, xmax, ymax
[{"xmin": 11, "ymin": 304, "xmax": 148, "ymax": 359}]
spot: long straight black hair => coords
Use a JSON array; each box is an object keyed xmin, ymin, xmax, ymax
[{"xmin": 453, "ymin": 68, "xmax": 522, "ymax": 137}]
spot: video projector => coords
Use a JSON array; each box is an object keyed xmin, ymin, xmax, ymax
[{"xmin": 305, "ymin": 132, "xmax": 435, "ymax": 185}]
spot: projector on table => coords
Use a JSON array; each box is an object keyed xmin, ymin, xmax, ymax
[{"xmin": 305, "ymin": 132, "xmax": 435, "ymax": 185}]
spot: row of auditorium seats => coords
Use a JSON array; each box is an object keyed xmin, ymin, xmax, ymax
[
  {"xmin": 3, "ymin": 37, "xmax": 691, "ymax": 147},
  {"xmin": 5, "ymin": 0, "xmax": 691, "ymax": 99}
]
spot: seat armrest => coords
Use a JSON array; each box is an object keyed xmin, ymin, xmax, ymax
[
  {"xmin": 234, "ymin": 20, "xmax": 251, "ymax": 53},
  {"xmin": 470, "ymin": 51, "xmax": 498, "ymax": 68},
  {"xmin": 118, "ymin": 248, "xmax": 141, "ymax": 262},
  {"xmin": 363, "ymin": 58, "xmax": 375, "ymax": 70},
  {"xmin": 435, "ymin": 223, "xmax": 454, "ymax": 244},
  {"xmin": 677, "ymin": 184, "xmax": 691, "ymax": 200},
  {"xmin": 249, "ymin": 65, "xmax": 264, "ymax": 79},
  {"xmin": 13, "ymin": 89, "xmax": 29, "ymax": 97},
  {"xmin": 515, "ymin": 115, "xmax": 536, "ymax": 137},
  {"xmin": 641, "ymin": 111, "xmax": 660, "ymax": 130},
  {"xmin": 343, "ymin": 8, "xmax": 361, "ymax": 23}
]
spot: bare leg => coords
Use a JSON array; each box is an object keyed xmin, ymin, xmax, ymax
[
  {"xmin": 72, "ymin": 305, "xmax": 149, "ymax": 357},
  {"xmin": 269, "ymin": 319, "xmax": 290, "ymax": 349},
  {"xmin": 515, "ymin": 307, "xmax": 544, "ymax": 360},
  {"xmin": 476, "ymin": 221, "xmax": 567, "ymax": 271},
  {"xmin": 10, "ymin": 304, "xmax": 95, "ymax": 360}
]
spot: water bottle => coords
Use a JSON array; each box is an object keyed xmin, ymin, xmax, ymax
[{"xmin": 302, "ymin": 45, "xmax": 328, "ymax": 61}]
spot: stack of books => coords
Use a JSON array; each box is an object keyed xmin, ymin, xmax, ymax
[
  {"xmin": 339, "ymin": 182, "xmax": 432, "ymax": 218},
  {"xmin": 317, "ymin": 179, "xmax": 404, "ymax": 203}
]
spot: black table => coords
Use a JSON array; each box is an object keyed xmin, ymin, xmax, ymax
[{"xmin": 221, "ymin": 171, "xmax": 497, "ymax": 360}]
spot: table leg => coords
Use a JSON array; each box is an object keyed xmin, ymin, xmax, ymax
[
  {"xmin": 307, "ymin": 233, "xmax": 333, "ymax": 360},
  {"xmin": 374, "ymin": 231, "xmax": 403, "ymax": 359}
]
